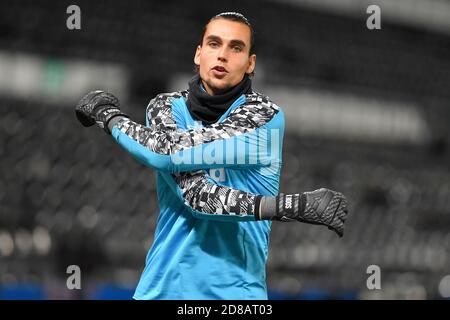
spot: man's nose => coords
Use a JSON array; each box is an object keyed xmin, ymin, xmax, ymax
[{"xmin": 217, "ymin": 47, "xmax": 228, "ymax": 62}]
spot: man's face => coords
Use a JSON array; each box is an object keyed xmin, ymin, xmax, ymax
[{"xmin": 194, "ymin": 18, "xmax": 256, "ymax": 95}]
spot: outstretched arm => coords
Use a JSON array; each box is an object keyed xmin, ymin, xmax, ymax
[
  {"xmin": 161, "ymin": 169, "xmax": 348, "ymax": 237},
  {"xmin": 75, "ymin": 90, "xmax": 282, "ymax": 173},
  {"xmin": 74, "ymin": 90, "xmax": 349, "ymax": 236}
]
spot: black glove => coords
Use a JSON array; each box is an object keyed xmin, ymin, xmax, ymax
[
  {"xmin": 75, "ymin": 90, "xmax": 128, "ymax": 133},
  {"xmin": 258, "ymin": 188, "xmax": 349, "ymax": 237},
  {"xmin": 301, "ymin": 189, "xmax": 348, "ymax": 237}
]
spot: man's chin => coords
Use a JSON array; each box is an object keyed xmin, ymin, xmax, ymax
[{"xmin": 207, "ymin": 81, "xmax": 233, "ymax": 95}]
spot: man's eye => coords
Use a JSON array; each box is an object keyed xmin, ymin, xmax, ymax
[
  {"xmin": 209, "ymin": 42, "xmax": 219, "ymax": 48},
  {"xmin": 232, "ymin": 46, "xmax": 243, "ymax": 52}
]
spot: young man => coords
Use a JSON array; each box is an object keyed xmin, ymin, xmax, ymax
[{"xmin": 75, "ymin": 12, "xmax": 348, "ymax": 299}]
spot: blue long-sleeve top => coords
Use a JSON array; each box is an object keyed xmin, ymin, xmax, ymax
[{"xmin": 110, "ymin": 90, "xmax": 285, "ymax": 299}]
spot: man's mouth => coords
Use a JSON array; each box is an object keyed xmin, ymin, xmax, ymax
[{"xmin": 212, "ymin": 66, "xmax": 228, "ymax": 73}]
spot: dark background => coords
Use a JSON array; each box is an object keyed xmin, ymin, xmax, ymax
[{"xmin": 0, "ymin": 0, "xmax": 449, "ymax": 299}]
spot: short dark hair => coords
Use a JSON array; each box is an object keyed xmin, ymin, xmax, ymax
[{"xmin": 200, "ymin": 12, "xmax": 255, "ymax": 56}]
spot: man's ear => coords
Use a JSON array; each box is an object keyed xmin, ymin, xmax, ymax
[
  {"xmin": 246, "ymin": 54, "xmax": 256, "ymax": 74},
  {"xmin": 194, "ymin": 45, "xmax": 202, "ymax": 66}
]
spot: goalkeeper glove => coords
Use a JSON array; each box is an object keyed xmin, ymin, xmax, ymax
[
  {"xmin": 257, "ymin": 188, "xmax": 349, "ymax": 237},
  {"xmin": 75, "ymin": 90, "xmax": 128, "ymax": 133}
]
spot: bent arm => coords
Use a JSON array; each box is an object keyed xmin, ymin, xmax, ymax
[
  {"xmin": 109, "ymin": 93, "xmax": 347, "ymax": 235},
  {"xmin": 109, "ymin": 93, "xmax": 282, "ymax": 173},
  {"xmin": 160, "ymin": 170, "xmax": 264, "ymax": 222},
  {"xmin": 164, "ymin": 169, "xmax": 349, "ymax": 237},
  {"xmin": 109, "ymin": 92, "xmax": 275, "ymax": 222}
]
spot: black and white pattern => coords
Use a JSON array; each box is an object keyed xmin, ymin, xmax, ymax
[
  {"xmin": 174, "ymin": 171, "xmax": 257, "ymax": 216},
  {"xmin": 127, "ymin": 91, "xmax": 263, "ymax": 218},
  {"xmin": 116, "ymin": 91, "xmax": 279, "ymax": 155},
  {"xmin": 117, "ymin": 92, "xmax": 186, "ymax": 154}
]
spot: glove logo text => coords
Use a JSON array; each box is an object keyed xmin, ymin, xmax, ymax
[{"xmin": 285, "ymin": 195, "xmax": 293, "ymax": 209}]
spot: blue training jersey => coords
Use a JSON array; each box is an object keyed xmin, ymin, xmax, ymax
[{"xmin": 110, "ymin": 90, "xmax": 285, "ymax": 299}]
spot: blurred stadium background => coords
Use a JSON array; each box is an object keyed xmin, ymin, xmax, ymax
[{"xmin": 1, "ymin": 0, "xmax": 450, "ymax": 300}]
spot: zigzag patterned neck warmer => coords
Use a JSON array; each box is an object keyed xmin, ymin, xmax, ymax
[{"xmin": 187, "ymin": 74, "xmax": 252, "ymax": 124}]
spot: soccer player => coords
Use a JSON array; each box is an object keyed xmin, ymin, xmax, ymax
[{"xmin": 75, "ymin": 12, "xmax": 348, "ymax": 299}]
